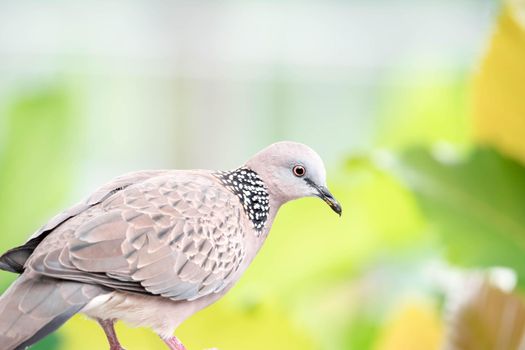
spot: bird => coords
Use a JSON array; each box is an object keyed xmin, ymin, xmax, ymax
[{"xmin": 0, "ymin": 141, "xmax": 342, "ymax": 350}]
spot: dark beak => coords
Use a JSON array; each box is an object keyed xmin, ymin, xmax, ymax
[
  {"xmin": 317, "ymin": 185, "xmax": 342, "ymax": 216},
  {"xmin": 305, "ymin": 178, "xmax": 342, "ymax": 216}
]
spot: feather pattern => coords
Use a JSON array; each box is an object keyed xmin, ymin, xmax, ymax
[
  {"xmin": 25, "ymin": 171, "xmax": 247, "ymax": 302},
  {"xmin": 0, "ymin": 170, "xmax": 168, "ymax": 273}
]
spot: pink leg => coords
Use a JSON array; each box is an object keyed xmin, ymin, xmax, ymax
[
  {"xmin": 163, "ymin": 336, "xmax": 187, "ymax": 350},
  {"xmin": 97, "ymin": 318, "xmax": 125, "ymax": 350}
]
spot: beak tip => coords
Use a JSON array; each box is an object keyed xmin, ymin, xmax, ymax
[
  {"xmin": 325, "ymin": 199, "xmax": 342, "ymax": 216},
  {"xmin": 313, "ymin": 183, "xmax": 342, "ymax": 218}
]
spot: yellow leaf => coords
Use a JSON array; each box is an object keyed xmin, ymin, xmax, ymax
[
  {"xmin": 374, "ymin": 302, "xmax": 443, "ymax": 350},
  {"xmin": 473, "ymin": 4, "xmax": 525, "ymax": 163},
  {"xmin": 177, "ymin": 299, "xmax": 315, "ymax": 350}
]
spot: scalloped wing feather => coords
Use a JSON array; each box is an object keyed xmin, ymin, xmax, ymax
[
  {"xmin": 26, "ymin": 172, "xmax": 247, "ymax": 302},
  {"xmin": 0, "ymin": 170, "xmax": 168, "ymax": 273}
]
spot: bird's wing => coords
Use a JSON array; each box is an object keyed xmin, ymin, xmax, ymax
[
  {"xmin": 0, "ymin": 170, "xmax": 168, "ymax": 273},
  {"xmin": 29, "ymin": 170, "xmax": 170, "ymax": 241},
  {"xmin": 27, "ymin": 172, "xmax": 247, "ymax": 301}
]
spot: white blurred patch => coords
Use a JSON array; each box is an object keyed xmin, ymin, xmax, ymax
[
  {"xmin": 488, "ymin": 266, "xmax": 518, "ymax": 292},
  {"xmin": 372, "ymin": 149, "xmax": 398, "ymax": 170},
  {"xmin": 425, "ymin": 260, "xmax": 518, "ymax": 320},
  {"xmin": 507, "ymin": 0, "xmax": 525, "ymax": 30},
  {"xmin": 431, "ymin": 141, "xmax": 462, "ymax": 165}
]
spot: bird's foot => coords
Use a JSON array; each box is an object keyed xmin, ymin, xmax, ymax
[
  {"xmin": 97, "ymin": 318, "xmax": 126, "ymax": 350},
  {"xmin": 163, "ymin": 336, "xmax": 187, "ymax": 350}
]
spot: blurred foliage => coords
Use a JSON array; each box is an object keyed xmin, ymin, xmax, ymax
[
  {"xmin": 2, "ymin": 2, "xmax": 525, "ymax": 350},
  {"xmin": 0, "ymin": 85, "xmax": 77, "ymax": 249},
  {"xmin": 445, "ymin": 281, "xmax": 525, "ymax": 350},
  {"xmin": 394, "ymin": 147, "xmax": 525, "ymax": 287},
  {"xmin": 375, "ymin": 302, "xmax": 442, "ymax": 350},
  {"xmin": 0, "ymin": 84, "xmax": 77, "ymax": 348},
  {"xmin": 473, "ymin": 6, "xmax": 525, "ymax": 164},
  {"xmin": 377, "ymin": 66, "xmax": 470, "ymax": 150}
]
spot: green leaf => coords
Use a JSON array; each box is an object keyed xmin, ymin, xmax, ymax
[
  {"xmin": 0, "ymin": 84, "xmax": 77, "ymax": 257},
  {"xmin": 394, "ymin": 147, "xmax": 525, "ymax": 286},
  {"xmin": 0, "ymin": 84, "xmax": 77, "ymax": 348}
]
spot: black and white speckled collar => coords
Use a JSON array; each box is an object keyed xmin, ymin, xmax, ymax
[{"xmin": 214, "ymin": 167, "xmax": 270, "ymax": 235}]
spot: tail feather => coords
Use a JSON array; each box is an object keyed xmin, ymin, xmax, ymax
[{"xmin": 0, "ymin": 272, "xmax": 103, "ymax": 350}]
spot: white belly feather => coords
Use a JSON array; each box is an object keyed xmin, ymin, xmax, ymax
[{"xmin": 81, "ymin": 291, "xmax": 217, "ymax": 339}]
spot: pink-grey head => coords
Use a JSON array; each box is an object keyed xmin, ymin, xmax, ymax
[{"xmin": 245, "ymin": 141, "xmax": 342, "ymax": 215}]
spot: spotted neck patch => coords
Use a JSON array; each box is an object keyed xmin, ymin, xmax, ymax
[{"xmin": 214, "ymin": 167, "xmax": 270, "ymax": 234}]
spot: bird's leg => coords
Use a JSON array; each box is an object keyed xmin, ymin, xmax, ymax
[
  {"xmin": 163, "ymin": 336, "xmax": 187, "ymax": 350},
  {"xmin": 97, "ymin": 318, "xmax": 125, "ymax": 350}
]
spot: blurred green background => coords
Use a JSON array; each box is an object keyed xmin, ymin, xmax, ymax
[{"xmin": 2, "ymin": 0, "xmax": 525, "ymax": 349}]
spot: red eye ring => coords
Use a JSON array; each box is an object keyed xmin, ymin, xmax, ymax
[{"xmin": 293, "ymin": 165, "xmax": 306, "ymax": 177}]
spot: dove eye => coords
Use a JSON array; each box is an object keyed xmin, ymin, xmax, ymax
[{"xmin": 292, "ymin": 165, "xmax": 306, "ymax": 177}]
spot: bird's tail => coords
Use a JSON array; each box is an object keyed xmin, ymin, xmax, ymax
[{"xmin": 0, "ymin": 272, "xmax": 103, "ymax": 350}]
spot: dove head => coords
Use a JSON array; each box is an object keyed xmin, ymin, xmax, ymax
[{"xmin": 245, "ymin": 141, "xmax": 342, "ymax": 215}]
